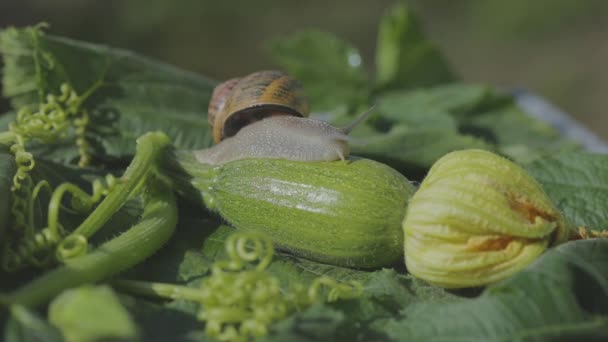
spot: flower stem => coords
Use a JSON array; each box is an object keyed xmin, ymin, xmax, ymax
[
  {"xmin": 112, "ymin": 279, "xmax": 205, "ymax": 302},
  {"xmin": 68, "ymin": 131, "xmax": 172, "ymax": 239}
]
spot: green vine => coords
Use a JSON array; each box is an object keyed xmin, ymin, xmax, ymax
[
  {"xmin": 1, "ymin": 75, "xmax": 105, "ymax": 271},
  {"xmin": 0, "ymin": 132, "xmax": 178, "ymax": 307},
  {"xmin": 113, "ymin": 232, "xmax": 363, "ymax": 342}
]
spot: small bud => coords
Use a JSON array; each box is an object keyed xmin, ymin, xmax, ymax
[{"xmin": 403, "ymin": 149, "xmax": 569, "ymax": 288}]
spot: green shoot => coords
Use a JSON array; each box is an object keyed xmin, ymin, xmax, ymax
[
  {"xmin": 0, "ymin": 132, "xmax": 178, "ymax": 307},
  {"xmin": 1, "ymin": 77, "xmax": 106, "ymax": 270}
]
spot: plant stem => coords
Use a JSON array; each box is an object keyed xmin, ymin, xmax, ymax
[
  {"xmin": 68, "ymin": 131, "xmax": 172, "ymax": 238},
  {"xmin": 0, "ymin": 131, "xmax": 177, "ymax": 307},
  {"xmin": 112, "ymin": 280, "xmax": 205, "ymax": 302},
  {"xmin": 0, "ymin": 180, "xmax": 178, "ymax": 307},
  {"xmin": 171, "ymin": 150, "xmax": 218, "ymax": 209}
]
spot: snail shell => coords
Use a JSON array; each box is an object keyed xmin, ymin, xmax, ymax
[{"xmin": 208, "ymin": 70, "xmax": 310, "ymax": 143}]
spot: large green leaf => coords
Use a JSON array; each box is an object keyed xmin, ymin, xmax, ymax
[
  {"xmin": 260, "ymin": 269, "xmax": 458, "ymax": 342},
  {"xmin": 376, "ymin": 83, "xmax": 506, "ymax": 124},
  {"xmin": 345, "ymin": 82, "xmax": 579, "ymax": 176},
  {"xmin": 385, "ymin": 239, "xmax": 608, "ymax": 341},
  {"xmin": 269, "ymin": 30, "xmax": 369, "ymax": 112},
  {"xmin": 351, "ymin": 124, "xmax": 491, "ymax": 179},
  {"xmin": 0, "ymin": 26, "xmax": 216, "ymax": 162},
  {"xmin": 467, "ymin": 104, "xmax": 580, "ymax": 163},
  {"xmin": 374, "ymin": 3, "xmax": 455, "ymax": 92},
  {"xmin": 527, "ymin": 153, "xmax": 608, "ymax": 231}
]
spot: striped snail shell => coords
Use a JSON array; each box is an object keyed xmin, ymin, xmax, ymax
[{"xmin": 208, "ymin": 70, "xmax": 310, "ymax": 143}]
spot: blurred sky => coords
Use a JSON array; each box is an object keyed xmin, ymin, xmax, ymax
[{"xmin": 0, "ymin": 0, "xmax": 606, "ymax": 138}]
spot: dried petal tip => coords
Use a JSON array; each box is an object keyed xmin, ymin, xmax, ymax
[{"xmin": 403, "ymin": 149, "xmax": 568, "ymax": 288}]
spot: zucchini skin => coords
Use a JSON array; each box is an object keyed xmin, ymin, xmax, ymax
[{"xmin": 181, "ymin": 153, "xmax": 414, "ymax": 268}]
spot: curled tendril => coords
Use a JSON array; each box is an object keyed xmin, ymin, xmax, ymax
[
  {"xmin": 2, "ymin": 180, "xmax": 57, "ymax": 271},
  {"xmin": 56, "ymin": 234, "xmax": 88, "ymax": 261},
  {"xmin": 73, "ymin": 110, "xmax": 91, "ymax": 167},
  {"xmin": 213, "ymin": 232, "xmax": 274, "ymax": 273},
  {"xmin": 308, "ymin": 277, "xmax": 364, "ymax": 303},
  {"xmin": 3, "ymin": 173, "xmax": 118, "ymax": 271},
  {"xmin": 27, "ymin": 180, "xmax": 53, "ymax": 233},
  {"xmin": 194, "ymin": 232, "xmax": 362, "ymax": 342},
  {"xmin": 8, "ymin": 83, "xmax": 92, "ymax": 226},
  {"xmin": 3, "ymin": 78, "xmax": 106, "ymax": 271},
  {"xmin": 2, "ymin": 225, "xmax": 65, "ymax": 272}
]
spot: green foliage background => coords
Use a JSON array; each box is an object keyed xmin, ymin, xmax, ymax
[{"xmin": 0, "ymin": 0, "xmax": 606, "ymax": 138}]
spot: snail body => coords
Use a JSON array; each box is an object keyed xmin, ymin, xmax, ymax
[
  {"xmin": 195, "ymin": 110, "xmax": 372, "ymax": 165},
  {"xmin": 199, "ymin": 70, "xmax": 371, "ymax": 165}
]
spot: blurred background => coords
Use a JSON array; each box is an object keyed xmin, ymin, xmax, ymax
[{"xmin": 1, "ymin": 0, "xmax": 606, "ymax": 138}]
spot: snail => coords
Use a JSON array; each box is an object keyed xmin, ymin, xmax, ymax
[
  {"xmin": 195, "ymin": 70, "xmax": 373, "ymax": 165},
  {"xmin": 183, "ymin": 70, "xmax": 402, "ymax": 268}
]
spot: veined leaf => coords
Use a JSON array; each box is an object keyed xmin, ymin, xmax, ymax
[
  {"xmin": 385, "ymin": 239, "xmax": 608, "ymax": 341},
  {"xmin": 0, "ymin": 26, "xmax": 216, "ymax": 161},
  {"xmin": 467, "ymin": 104, "xmax": 580, "ymax": 163},
  {"xmin": 375, "ymin": 3, "xmax": 455, "ymax": 92},
  {"xmin": 269, "ymin": 30, "xmax": 369, "ymax": 112},
  {"xmin": 527, "ymin": 153, "xmax": 608, "ymax": 231},
  {"xmin": 261, "ymin": 304, "xmax": 345, "ymax": 342},
  {"xmin": 377, "ymin": 83, "xmax": 505, "ymax": 123},
  {"xmin": 351, "ymin": 124, "xmax": 491, "ymax": 179}
]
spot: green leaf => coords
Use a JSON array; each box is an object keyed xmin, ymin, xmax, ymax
[
  {"xmin": 3, "ymin": 305, "xmax": 63, "ymax": 342},
  {"xmin": 344, "ymin": 84, "xmax": 537, "ymax": 176},
  {"xmin": 261, "ymin": 304, "xmax": 345, "ymax": 342},
  {"xmin": 466, "ymin": 104, "xmax": 580, "ymax": 163},
  {"xmin": 331, "ymin": 269, "xmax": 458, "ymax": 341},
  {"xmin": 526, "ymin": 153, "xmax": 608, "ymax": 230},
  {"xmin": 351, "ymin": 125, "xmax": 491, "ymax": 179},
  {"xmin": 121, "ymin": 296, "xmax": 210, "ymax": 342},
  {"xmin": 385, "ymin": 239, "xmax": 608, "ymax": 341},
  {"xmin": 375, "ymin": 3, "xmax": 455, "ymax": 91},
  {"xmin": 124, "ymin": 212, "xmax": 222, "ymax": 283},
  {"xmin": 0, "ymin": 26, "xmax": 216, "ymax": 161},
  {"xmin": 261, "ymin": 270, "xmax": 457, "ymax": 342},
  {"xmin": 269, "ymin": 30, "xmax": 369, "ymax": 111},
  {"xmin": 377, "ymin": 83, "xmax": 504, "ymax": 124},
  {"xmin": 48, "ymin": 285, "xmax": 139, "ymax": 342}
]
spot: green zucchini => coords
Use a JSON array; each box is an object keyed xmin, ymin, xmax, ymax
[{"xmin": 175, "ymin": 152, "xmax": 414, "ymax": 268}]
